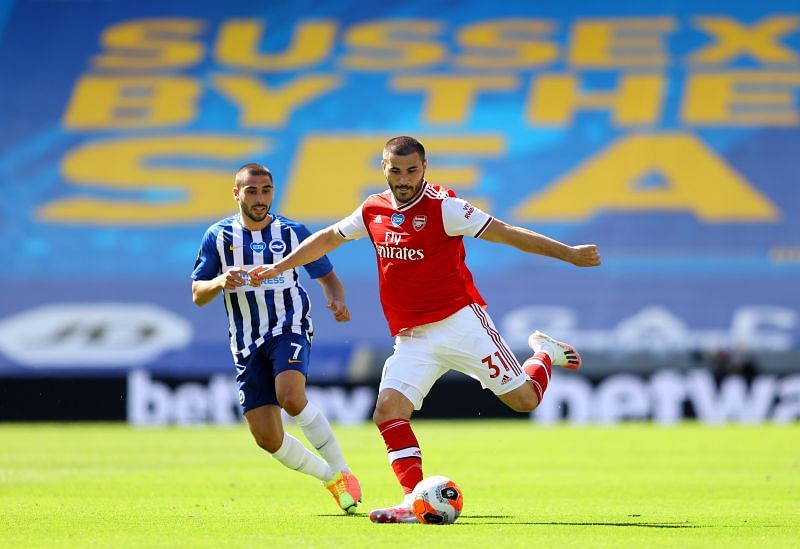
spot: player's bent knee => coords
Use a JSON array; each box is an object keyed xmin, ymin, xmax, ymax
[
  {"xmin": 372, "ymin": 409, "xmax": 391, "ymax": 426},
  {"xmin": 251, "ymin": 431, "xmax": 282, "ymax": 453},
  {"xmin": 277, "ymin": 392, "xmax": 307, "ymax": 417},
  {"xmin": 372, "ymin": 393, "xmax": 413, "ymax": 425},
  {"xmin": 500, "ymin": 388, "xmax": 540, "ymax": 413},
  {"xmin": 515, "ymin": 397, "xmax": 539, "ymax": 413},
  {"xmin": 372, "ymin": 405, "xmax": 389, "ymax": 425}
]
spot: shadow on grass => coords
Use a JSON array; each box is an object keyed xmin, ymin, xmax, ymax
[
  {"xmin": 460, "ymin": 519, "xmax": 701, "ymax": 529},
  {"xmin": 321, "ymin": 515, "xmax": 789, "ymax": 529}
]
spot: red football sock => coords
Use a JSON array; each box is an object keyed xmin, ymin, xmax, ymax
[
  {"xmin": 377, "ymin": 418, "xmax": 423, "ymax": 495},
  {"xmin": 523, "ymin": 351, "xmax": 552, "ymax": 404}
]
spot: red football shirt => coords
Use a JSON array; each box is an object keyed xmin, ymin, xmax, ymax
[{"xmin": 337, "ymin": 182, "xmax": 494, "ymax": 335}]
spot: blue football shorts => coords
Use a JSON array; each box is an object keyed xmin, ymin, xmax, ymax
[{"xmin": 234, "ymin": 332, "xmax": 311, "ymax": 413}]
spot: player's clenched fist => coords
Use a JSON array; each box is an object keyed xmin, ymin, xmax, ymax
[{"xmin": 568, "ymin": 244, "xmax": 601, "ymax": 267}]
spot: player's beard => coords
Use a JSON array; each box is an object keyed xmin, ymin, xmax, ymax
[
  {"xmin": 241, "ymin": 202, "xmax": 270, "ymax": 223},
  {"xmin": 390, "ymin": 171, "xmax": 425, "ymax": 204}
]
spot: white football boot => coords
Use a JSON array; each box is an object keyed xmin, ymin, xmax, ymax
[
  {"xmin": 528, "ymin": 330, "xmax": 581, "ymax": 370},
  {"xmin": 368, "ymin": 493, "xmax": 418, "ymax": 524}
]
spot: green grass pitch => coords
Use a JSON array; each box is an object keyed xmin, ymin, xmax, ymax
[{"xmin": 1, "ymin": 421, "xmax": 798, "ymax": 548}]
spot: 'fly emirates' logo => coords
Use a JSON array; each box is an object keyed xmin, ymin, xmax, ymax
[{"xmin": 375, "ymin": 230, "xmax": 425, "ymax": 261}]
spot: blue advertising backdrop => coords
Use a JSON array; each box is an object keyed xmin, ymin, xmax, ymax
[{"xmin": 1, "ymin": 0, "xmax": 798, "ymax": 381}]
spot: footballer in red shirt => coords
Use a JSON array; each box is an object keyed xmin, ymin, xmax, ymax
[{"xmin": 250, "ymin": 136, "xmax": 601, "ymax": 523}]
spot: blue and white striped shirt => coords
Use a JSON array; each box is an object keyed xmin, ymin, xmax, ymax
[{"xmin": 191, "ymin": 213, "xmax": 333, "ymax": 359}]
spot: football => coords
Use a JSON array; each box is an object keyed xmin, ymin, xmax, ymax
[{"xmin": 411, "ymin": 475, "xmax": 464, "ymax": 525}]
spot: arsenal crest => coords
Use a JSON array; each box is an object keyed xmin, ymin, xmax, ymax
[{"xmin": 412, "ymin": 215, "xmax": 427, "ymax": 231}]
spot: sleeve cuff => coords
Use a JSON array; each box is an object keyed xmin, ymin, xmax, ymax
[{"xmin": 474, "ymin": 216, "xmax": 494, "ymax": 238}]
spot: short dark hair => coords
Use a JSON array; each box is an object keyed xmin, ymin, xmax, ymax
[
  {"xmin": 383, "ymin": 136, "xmax": 425, "ymax": 161},
  {"xmin": 235, "ymin": 163, "xmax": 272, "ymax": 187}
]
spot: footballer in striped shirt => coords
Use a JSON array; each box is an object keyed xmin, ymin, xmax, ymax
[{"xmin": 191, "ymin": 163, "xmax": 361, "ymax": 514}]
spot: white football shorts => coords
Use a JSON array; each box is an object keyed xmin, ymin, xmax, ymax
[{"xmin": 379, "ymin": 303, "xmax": 528, "ymax": 410}]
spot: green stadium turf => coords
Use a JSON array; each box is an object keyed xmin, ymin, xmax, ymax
[{"xmin": 1, "ymin": 421, "xmax": 798, "ymax": 547}]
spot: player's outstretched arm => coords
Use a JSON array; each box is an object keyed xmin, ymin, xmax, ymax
[
  {"xmin": 250, "ymin": 224, "xmax": 347, "ymax": 282},
  {"xmin": 479, "ymin": 218, "xmax": 601, "ymax": 267}
]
